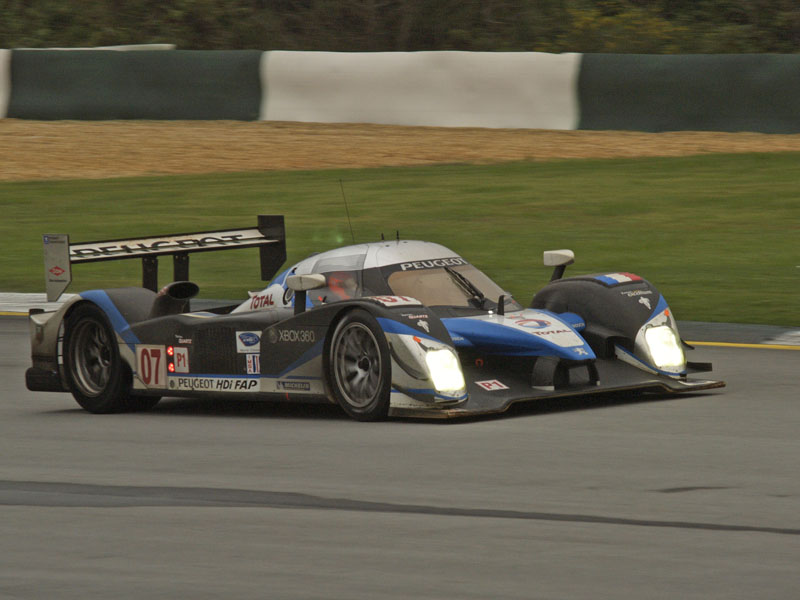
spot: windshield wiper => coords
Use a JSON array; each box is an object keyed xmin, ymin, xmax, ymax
[{"xmin": 444, "ymin": 266, "xmax": 486, "ymax": 309}]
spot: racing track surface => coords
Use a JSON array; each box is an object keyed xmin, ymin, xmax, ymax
[{"xmin": 1, "ymin": 316, "xmax": 798, "ymax": 599}]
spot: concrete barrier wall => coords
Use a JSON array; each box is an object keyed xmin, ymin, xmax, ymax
[
  {"xmin": 260, "ymin": 51, "xmax": 581, "ymax": 129},
  {"xmin": 3, "ymin": 49, "xmax": 800, "ymax": 133},
  {"xmin": 0, "ymin": 50, "xmax": 10, "ymax": 119}
]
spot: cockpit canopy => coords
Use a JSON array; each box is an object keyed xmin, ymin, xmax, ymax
[{"xmin": 300, "ymin": 243, "xmax": 521, "ymax": 311}]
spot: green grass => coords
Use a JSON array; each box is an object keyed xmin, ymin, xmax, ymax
[{"xmin": 1, "ymin": 153, "xmax": 798, "ymax": 326}]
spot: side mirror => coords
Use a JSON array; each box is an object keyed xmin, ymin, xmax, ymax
[
  {"xmin": 543, "ymin": 249, "xmax": 575, "ymax": 281},
  {"xmin": 543, "ymin": 249, "xmax": 575, "ymax": 267},
  {"xmin": 286, "ymin": 273, "xmax": 327, "ymax": 315},
  {"xmin": 286, "ymin": 273, "xmax": 327, "ymax": 291}
]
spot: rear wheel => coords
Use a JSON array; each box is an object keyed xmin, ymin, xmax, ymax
[
  {"xmin": 63, "ymin": 303, "xmax": 152, "ymax": 413},
  {"xmin": 327, "ymin": 310, "xmax": 391, "ymax": 421}
]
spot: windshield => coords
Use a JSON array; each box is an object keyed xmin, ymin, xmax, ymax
[{"xmin": 385, "ymin": 263, "xmax": 521, "ymax": 311}]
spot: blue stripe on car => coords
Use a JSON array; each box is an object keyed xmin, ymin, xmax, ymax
[
  {"xmin": 79, "ymin": 290, "xmax": 140, "ymax": 351},
  {"xmin": 441, "ymin": 317, "xmax": 595, "ymax": 359},
  {"xmin": 615, "ymin": 344, "xmax": 686, "ymax": 377},
  {"xmin": 273, "ymin": 339, "xmax": 324, "ymax": 377},
  {"xmin": 376, "ymin": 317, "xmax": 440, "ymax": 342},
  {"xmin": 648, "ymin": 295, "xmax": 670, "ymax": 321}
]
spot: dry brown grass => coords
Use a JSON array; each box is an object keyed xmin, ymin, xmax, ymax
[{"xmin": 3, "ymin": 119, "xmax": 800, "ymax": 181}]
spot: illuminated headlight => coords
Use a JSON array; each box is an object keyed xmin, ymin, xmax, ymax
[
  {"xmin": 425, "ymin": 349, "xmax": 466, "ymax": 394},
  {"xmin": 644, "ymin": 325, "xmax": 685, "ymax": 371}
]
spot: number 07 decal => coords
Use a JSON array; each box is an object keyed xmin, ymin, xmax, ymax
[{"xmin": 136, "ymin": 345, "xmax": 166, "ymax": 388}]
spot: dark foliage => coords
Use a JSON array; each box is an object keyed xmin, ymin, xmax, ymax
[{"xmin": 2, "ymin": 0, "xmax": 799, "ymax": 52}]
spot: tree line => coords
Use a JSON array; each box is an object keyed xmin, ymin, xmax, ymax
[{"xmin": 2, "ymin": 0, "xmax": 799, "ymax": 53}]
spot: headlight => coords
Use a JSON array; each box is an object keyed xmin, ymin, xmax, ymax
[
  {"xmin": 644, "ymin": 325, "xmax": 685, "ymax": 371},
  {"xmin": 425, "ymin": 349, "xmax": 465, "ymax": 394}
]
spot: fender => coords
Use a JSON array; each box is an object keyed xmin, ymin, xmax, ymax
[{"xmin": 532, "ymin": 273, "xmax": 666, "ymax": 355}]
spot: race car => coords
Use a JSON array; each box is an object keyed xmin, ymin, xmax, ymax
[{"xmin": 25, "ymin": 215, "xmax": 724, "ymax": 421}]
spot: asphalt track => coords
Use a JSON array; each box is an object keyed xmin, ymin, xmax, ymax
[{"xmin": 1, "ymin": 315, "xmax": 798, "ymax": 599}]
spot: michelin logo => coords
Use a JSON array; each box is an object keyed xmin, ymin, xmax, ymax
[{"xmin": 277, "ymin": 380, "xmax": 311, "ymax": 392}]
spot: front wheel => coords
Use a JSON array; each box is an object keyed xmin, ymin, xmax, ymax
[
  {"xmin": 327, "ymin": 310, "xmax": 391, "ymax": 421},
  {"xmin": 63, "ymin": 303, "xmax": 136, "ymax": 413}
]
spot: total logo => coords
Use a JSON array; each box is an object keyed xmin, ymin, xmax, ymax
[
  {"xmin": 249, "ymin": 293, "xmax": 275, "ymax": 310},
  {"xmin": 508, "ymin": 317, "xmax": 550, "ymax": 329},
  {"xmin": 48, "ymin": 266, "xmax": 65, "ymax": 277}
]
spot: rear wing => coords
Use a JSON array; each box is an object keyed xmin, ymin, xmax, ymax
[{"xmin": 43, "ymin": 215, "xmax": 286, "ymax": 302}]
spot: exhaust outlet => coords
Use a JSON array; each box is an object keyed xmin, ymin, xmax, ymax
[{"xmin": 149, "ymin": 281, "xmax": 199, "ymax": 318}]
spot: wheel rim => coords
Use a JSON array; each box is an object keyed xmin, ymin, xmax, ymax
[
  {"xmin": 332, "ymin": 322, "xmax": 382, "ymax": 409},
  {"xmin": 69, "ymin": 319, "xmax": 113, "ymax": 397}
]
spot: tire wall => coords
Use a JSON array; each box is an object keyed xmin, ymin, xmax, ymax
[
  {"xmin": 6, "ymin": 50, "xmax": 263, "ymax": 120},
  {"xmin": 4, "ymin": 49, "xmax": 800, "ymax": 133},
  {"xmin": 577, "ymin": 53, "xmax": 800, "ymax": 133}
]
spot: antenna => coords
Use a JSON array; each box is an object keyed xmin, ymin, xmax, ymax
[{"xmin": 339, "ymin": 179, "xmax": 356, "ymax": 244}]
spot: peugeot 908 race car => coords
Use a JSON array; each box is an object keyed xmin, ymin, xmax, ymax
[{"xmin": 26, "ymin": 215, "xmax": 724, "ymax": 420}]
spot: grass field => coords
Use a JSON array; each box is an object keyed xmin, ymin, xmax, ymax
[{"xmin": 2, "ymin": 153, "xmax": 798, "ymax": 325}]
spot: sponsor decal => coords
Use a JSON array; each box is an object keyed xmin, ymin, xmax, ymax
[
  {"xmin": 136, "ymin": 345, "xmax": 167, "ymax": 388},
  {"xmin": 495, "ymin": 311, "xmax": 585, "ymax": 348},
  {"xmin": 532, "ymin": 329, "xmax": 571, "ymax": 337},
  {"xmin": 236, "ymin": 331, "xmax": 261, "ymax": 353},
  {"xmin": 278, "ymin": 328, "xmax": 316, "ymax": 343},
  {"xmin": 621, "ymin": 290, "xmax": 652, "ymax": 298},
  {"xmin": 402, "ymin": 313, "xmax": 429, "ymax": 320},
  {"xmin": 249, "ymin": 293, "xmax": 274, "ymax": 310},
  {"xmin": 267, "ymin": 329, "xmax": 279, "ymax": 344},
  {"xmin": 573, "ymin": 347, "xmax": 589, "ymax": 356},
  {"xmin": 638, "ymin": 297, "xmax": 652, "ymax": 310},
  {"xmin": 43, "ymin": 234, "xmax": 66, "ymax": 245},
  {"xmin": 169, "ymin": 376, "xmax": 260, "ymax": 392},
  {"xmin": 506, "ymin": 317, "xmax": 550, "ymax": 329},
  {"xmin": 416, "ymin": 320, "xmax": 430, "ymax": 333},
  {"xmin": 175, "ymin": 336, "xmax": 192, "ymax": 345},
  {"xmin": 399, "ymin": 257, "xmax": 468, "ymax": 271},
  {"xmin": 277, "ymin": 380, "xmax": 311, "ymax": 392},
  {"xmin": 476, "ymin": 379, "xmax": 509, "ymax": 391},
  {"xmin": 69, "ymin": 230, "xmax": 259, "ymax": 261},
  {"xmin": 247, "ymin": 354, "xmax": 261, "ymax": 375},
  {"xmin": 48, "ymin": 266, "xmax": 65, "ymax": 277},
  {"xmin": 173, "ymin": 347, "xmax": 190, "ymax": 373},
  {"xmin": 368, "ymin": 295, "xmax": 422, "ymax": 307},
  {"xmin": 282, "ymin": 287, "xmax": 294, "ymax": 305}
]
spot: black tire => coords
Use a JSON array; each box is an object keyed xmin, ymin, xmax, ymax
[
  {"xmin": 327, "ymin": 309, "xmax": 391, "ymax": 421},
  {"xmin": 63, "ymin": 303, "xmax": 135, "ymax": 413}
]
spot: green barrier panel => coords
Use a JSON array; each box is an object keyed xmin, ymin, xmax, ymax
[
  {"xmin": 8, "ymin": 50, "xmax": 262, "ymax": 120},
  {"xmin": 578, "ymin": 54, "xmax": 800, "ymax": 133}
]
